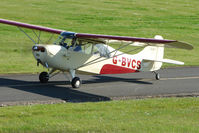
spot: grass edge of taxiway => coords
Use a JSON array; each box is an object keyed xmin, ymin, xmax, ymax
[{"xmin": 0, "ymin": 97, "xmax": 199, "ymax": 133}]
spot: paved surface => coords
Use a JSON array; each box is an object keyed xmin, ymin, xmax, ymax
[{"xmin": 0, "ymin": 67, "xmax": 199, "ymax": 105}]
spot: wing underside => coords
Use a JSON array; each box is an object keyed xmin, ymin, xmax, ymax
[{"xmin": 0, "ymin": 18, "xmax": 193, "ymax": 50}]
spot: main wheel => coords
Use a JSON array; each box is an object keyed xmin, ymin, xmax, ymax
[
  {"xmin": 71, "ymin": 77, "xmax": 81, "ymax": 88},
  {"xmin": 39, "ymin": 72, "xmax": 49, "ymax": 83},
  {"xmin": 155, "ymin": 73, "xmax": 160, "ymax": 80}
]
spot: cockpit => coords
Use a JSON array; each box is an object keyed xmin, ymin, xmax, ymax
[
  {"xmin": 55, "ymin": 32, "xmax": 76, "ymax": 48},
  {"xmin": 55, "ymin": 31, "xmax": 113, "ymax": 58}
]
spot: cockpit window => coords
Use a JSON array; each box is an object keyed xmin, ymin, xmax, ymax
[
  {"xmin": 82, "ymin": 44, "xmax": 92, "ymax": 54},
  {"xmin": 54, "ymin": 32, "xmax": 76, "ymax": 48},
  {"xmin": 95, "ymin": 44, "xmax": 110, "ymax": 58},
  {"xmin": 54, "ymin": 32, "xmax": 111, "ymax": 58},
  {"xmin": 82, "ymin": 44, "xmax": 110, "ymax": 57}
]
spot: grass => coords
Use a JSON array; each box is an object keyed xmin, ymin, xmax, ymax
[
  {"xmin": 0, "ymin": 0, "xmax": 199, "ymax": 73},
  {"xmin": 0, "ymin": 97, "xmax": 199, "ymax": 133},
  {"xmin": 0, "ymin": 1, "xmax": 198, "ymax": 132}
]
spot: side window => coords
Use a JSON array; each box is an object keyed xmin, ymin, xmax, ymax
[
  {"xmin": 92, "ymin": 45, "xmax": 100, "ymax": 55},
  {"xmin": 95, "ymin": 44, "xmax": 110, "ymax": 58},
  {"xmin": 82, "ymin": 44, "xmax": 92, "ymax": 54}
]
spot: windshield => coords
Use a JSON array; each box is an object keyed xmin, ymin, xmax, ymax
[{"xmin": 54, "ymin": 32, "xmax": 112, "ymax": 57}]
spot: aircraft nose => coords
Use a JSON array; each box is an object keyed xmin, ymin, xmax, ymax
[
  {"xmin": 32, "ymin": 45, "xmax": 47, "ymax": 65},
  {"xmin": 32, "ymin": 45, "xmax": 46, "ymax": 52}
]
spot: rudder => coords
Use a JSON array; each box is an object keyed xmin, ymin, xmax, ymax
[{"xmin": 138, "ymin": 35, "xmax": 164, "ymax": 71}]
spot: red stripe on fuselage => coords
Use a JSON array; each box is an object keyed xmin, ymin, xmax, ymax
[{"xmin": 100, "ymin": 64, "xmax": 139, "ymax": 74}]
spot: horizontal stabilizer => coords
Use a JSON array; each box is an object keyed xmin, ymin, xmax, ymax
[{"xmin": 143, "ymin": 58, "xmax": 184, "ymax": 65}]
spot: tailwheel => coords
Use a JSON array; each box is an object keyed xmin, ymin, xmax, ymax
[
  {"xmin": 155, "ymin": 73, "xmax": 160, "ymax": 80},
  {"xmin": 71, "ymin": 77, "xmax": 81, "ymax": 88},
  {"xmin": 39, "ymin": 72, "xmax": 49, "ymax": 83}
]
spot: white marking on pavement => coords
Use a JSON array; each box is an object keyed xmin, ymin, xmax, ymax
[{"xmin": 161, "ymin": 76, "xmax": 199, "ymax": 80}]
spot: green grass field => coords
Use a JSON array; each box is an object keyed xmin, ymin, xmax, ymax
[
  {"xmin": 0, "ymin": 98, "xmax": 199, "ymax": 133},
  {"xmin": 0, "ymin": 0, "xmax": 198, "ymax": 73},
  {"xmin": 0, "ymin": 0, "xmax": 199, "ymax": 132}
]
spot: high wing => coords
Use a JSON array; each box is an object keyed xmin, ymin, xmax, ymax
[
  {"xmin": 76, "ymin": 33, "xmax": 193, "ymax": 50},
  {"xmin": 0, "ymin": 18, "xmax": 63, "ymax": 34},
  {"xmin": 0, "ymin": 18, "xmax": 193, "ymax": 50}
]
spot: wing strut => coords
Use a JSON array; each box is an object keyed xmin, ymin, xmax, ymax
[
  {"xmin": 18, "ymin": 27, "xmax": 56, "ymax": 45},
  {"xmin": 32, "ymin": 30, "xmax": 43, "ymax": 44},
  {"xmin": 18, "ymin": 27, "xmax": 37, "ymax": 44}
]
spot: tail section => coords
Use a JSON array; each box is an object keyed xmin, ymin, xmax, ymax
[{"xmin": 137, "ymin": 35, "xmax": 184, "ymax": 71}]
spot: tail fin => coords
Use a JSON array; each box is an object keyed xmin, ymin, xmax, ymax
[{"xmin": 137, "ymin": 35, "xmax": 184, "ymax": 71}]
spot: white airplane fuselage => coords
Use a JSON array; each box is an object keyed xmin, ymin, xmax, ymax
[{"xmin": 32, "ymin": 44, "xmax": 163, "ymax": 75}]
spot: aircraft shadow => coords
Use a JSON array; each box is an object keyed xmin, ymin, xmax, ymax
[
  {"xmin": 0, "ymin": 78, "xmax": 111, "ymax": 103},
  {"xmin": 83, "ymin": 75, "xmax": 152, "ymax": 85},
  {"xmin": 0, "ymin": 74, "xmax": 152, "ymax": 103}
]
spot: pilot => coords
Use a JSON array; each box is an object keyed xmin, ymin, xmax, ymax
[
  {"xmin": 74, "ymin": 45, "xmax": 82, "ymax": 51},
  {"xmin": 59, "ymin": 41, "xmax": 69, "ymax": 49},
  {"xmin": 62, "ymin": 42, "xmax": 68, "ymax": 48}
]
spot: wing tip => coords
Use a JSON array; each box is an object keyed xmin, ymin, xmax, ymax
[{"xmin": 171, "ymin": 41, "xmax": 194, "ymax": 50}]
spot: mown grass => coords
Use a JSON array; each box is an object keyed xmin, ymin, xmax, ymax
[
  {"xmin": 0, "ymin": 1, "xmax": 198, "ymax": 133},
  {"xmin": 0, "ymin": 0, "xmax": 198, "ymax": 73},
  {"xmin": 0, "ymin": 98, "xmax": 199, "ymax": 133}
]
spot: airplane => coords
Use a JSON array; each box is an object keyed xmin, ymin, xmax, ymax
[{"xmin": 0, "ymin": 18, "xmax": 193, "ymax": 88}]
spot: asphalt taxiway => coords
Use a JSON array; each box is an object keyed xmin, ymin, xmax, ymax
[{"xmin": 0, "ymin": 67, "xmax": 199, "ymax": 105}]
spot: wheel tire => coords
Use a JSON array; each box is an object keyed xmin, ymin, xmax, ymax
[
  {"xmin": 39, "ymin": 72, "xmax": 49, "ymax": 83},
  {"xmin": 155, "ymin": 73, "xmax": 160, "ymax": 80},
  {"xmin": 71, "ymin": 77, "xmax": 81, "ymax": 88}
]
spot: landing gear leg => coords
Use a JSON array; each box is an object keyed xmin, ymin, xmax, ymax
[
  {"xmin": 153, "ymin": 71, "xmax": 160, "ymax": 80},
  {"xmin": 69, "ymin": 69, "xmax": 81, "ymax": 88}
]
